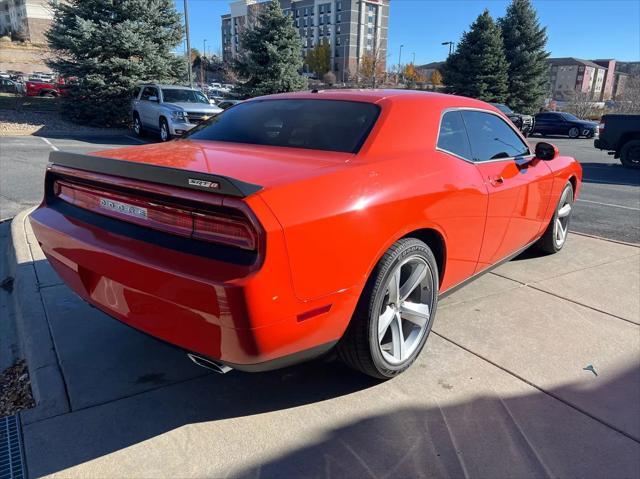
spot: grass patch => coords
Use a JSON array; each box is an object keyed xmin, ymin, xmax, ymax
[{"xmin": 0, "ymin": 93, "xmax": 60, "ymax": 112}]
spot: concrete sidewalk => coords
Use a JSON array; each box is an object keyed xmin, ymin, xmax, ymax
[{"xmin": 5, "ymin": 209, "xmax": 640, "ymax": 478}]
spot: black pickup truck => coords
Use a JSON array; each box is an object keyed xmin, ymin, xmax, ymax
[
  {"xmin": 490, "ymin": 103, "xmax": 535, "ymax": 136},
  {"xmin": 594, "ymin": 114, "xmax": 640, "ymax": 169}
]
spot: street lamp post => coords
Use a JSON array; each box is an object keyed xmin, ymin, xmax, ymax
[
  {"xmin": 412, "ymin": 52, "xmax": 415, "ymax": 65},
  {"xmin": 397, "ymin": 44, "xmax": 404, "ymax": 85},
  {"xmin": 441, "ymin": 41, "xmax": 454, "ymax": 56},
  {"xmin": 184, "ymin": 0, "xmax": 193, "ymax": 87},
  {"xmin": 201, "ymin": 39, "xmax": 207, "ymax": 88}
]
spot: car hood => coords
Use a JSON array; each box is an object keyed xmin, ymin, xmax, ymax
[
  {"xmin": 91, "ymin": 140, "xmax": 353, "ymax": 191},
  {"xmin": 164, "ymin": 102, "xmax": 223, "ymax": 114}
]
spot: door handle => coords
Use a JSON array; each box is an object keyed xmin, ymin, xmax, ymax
[{"xmin": 489, "ymin": 176, "xmax": 504, "ymax": 186}]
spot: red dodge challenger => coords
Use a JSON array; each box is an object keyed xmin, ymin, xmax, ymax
[{"xmin": 30, "ymin": 90, "xmax": 582, "ymax": 379}]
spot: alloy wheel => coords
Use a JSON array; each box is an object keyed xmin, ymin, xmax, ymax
[
  {"xmin": 160, "ymin": 122, "xmax": 169, "ymax": 142},
  {"xmin": 553, "ymin": 186, "xmax": 573, "ymax": 248},
  {"xmin": 377, "ymin": 256, "xmax": 435, "ymax": 365},
  {"xmin": 133, "ymin": 118, "xmax": 141, "ymax": 135},
  {"xmin": 568, "ymin": 127, "xmax": 579, "ymax": 138}
]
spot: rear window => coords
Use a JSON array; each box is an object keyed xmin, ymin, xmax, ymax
[{"xmin": 186, "ymin": 99, "xmax": 380, "ymax": 153}]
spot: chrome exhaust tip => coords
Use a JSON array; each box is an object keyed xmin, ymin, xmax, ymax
[{"xmin": 187, "ymin": 353, "xmax": 233, "ymax": 374}]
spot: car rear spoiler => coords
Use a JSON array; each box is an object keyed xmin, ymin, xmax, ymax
[{"xmin": 48, "ymin": 151, "xmax": 263, "ymax": 198}]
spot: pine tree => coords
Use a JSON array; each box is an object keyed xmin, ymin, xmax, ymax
[
  {"xmin": 234, "ymin": 0, "xmax": 307, "ymax": 97},
  {"xmin": 442, "ymin": 10, "xmax": 509, "ymax": 102},
  {"xmin": 499, "ymin": 0, "xmax": 550, "ymax": 113},
  {"xmin": 46, "ymin": 0, "xmax": 185, "ymax": 126}
]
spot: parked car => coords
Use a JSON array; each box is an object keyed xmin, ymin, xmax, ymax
[
  {"xmin": 210, "ymin": 82, "xmax": 223, "ymax": 89},
  {"xmin": 222, "ymin": 83, "xmax": 234, "ymax": 91},
  {"xmin": 0, "ymin": 78, "xmax": 23, "ymax": 94},
  {"xmin": 25, "ymin": 79, "xmax": 62, "ymax": 97},
  {"xmin": 217, "ymin": 99, "xmax": 242, "ymax": 110},
  {"xmin": 207, "ymin": 88, "xmax": 227, "ymax": 103},
  {"xmin": 31, "ymin": 90, "xmax": 582, "ymax": 379},
  {"xmin": 594, "ymin": 114, "xmax": 640, "ymax": 169},
  {"xmin": 131, "ymin": 84, "xmax": 223, "ymax": 142},
  {"xmin": 533, "ymin": 111, "xmax": 598, "ymax": 138},
  {"xmin": 490, "ymin": 103, "xmax": 535, "ymax": 136}
]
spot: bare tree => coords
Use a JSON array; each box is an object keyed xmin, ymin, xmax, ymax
[
  {"xmin": 564, "ymin": 90, "xmax": 602, "ymax": 120},
  {"xmin": 615, "ymin": 75, "xmax": 640, "ymax": 114},
  {"xmin": 358, "ymin": 42, "xmax": 385, "ymax": 88}
]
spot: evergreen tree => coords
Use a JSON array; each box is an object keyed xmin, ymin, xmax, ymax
[
  {"xmin": 46, "ymin": 0, "xmax": 185, "ymax": 126},
  {"xmin": 442, "ymin": 10, "xmax": 509, "ymax": 102},
  {"xmin": 234, "ymin": 0, "xmax": 306, "ymax": 97},
  {"xmin": 499, "ymin": 0, "xmax": 550, "ymax": 113}
]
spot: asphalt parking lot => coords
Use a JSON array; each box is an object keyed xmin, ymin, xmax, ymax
[{"xmin": 1, "ymin": 133, "xmax": 638, "ymax": 243}]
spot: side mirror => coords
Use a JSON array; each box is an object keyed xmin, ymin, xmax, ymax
[
  {"xmin": 148, "ymin": 95, "xmax": 158, "ymax": 102},
  {"xmin": 535, "ymin": 142, "xmax": 558, "ymax": 161}
]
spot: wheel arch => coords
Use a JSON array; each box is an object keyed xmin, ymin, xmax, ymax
[{"xmin": 400, "ymin": 228, "xmax": 447, "ymax": 287}]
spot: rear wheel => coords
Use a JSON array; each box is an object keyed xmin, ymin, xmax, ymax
[
  {"xmin": 338, "ymin": 238, "xmax": 439, "ymax": 379},
  {"xmin": 537, "ymin": 181, "xmax": 574, "ymax": 254},
  {"xmin": 620, "ymin": 140, "xmax": 640, "ymax": 169},
  {"xmin": 568, "ymin": 126, "xmax": 580, "ymax": 139}
]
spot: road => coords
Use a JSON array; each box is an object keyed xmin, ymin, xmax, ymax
[{"xmin": 1, "ymin": 134, "xmax": 638, "ymax": 243}]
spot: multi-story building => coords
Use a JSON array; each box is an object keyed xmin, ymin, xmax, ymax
[
  {"xmin": 0, "ymin": 0, "xmax": 57, "ymax": 44},
  {"xmin": 548, "ymin": 57, "xmax": 627, "ymax": 102},
  {"xmin": 221, "ymin": 0, "xmax": 389, "ymax": 82}
]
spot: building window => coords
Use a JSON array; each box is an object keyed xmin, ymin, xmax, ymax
[
  {"xmin": 320, "ymin": 5, "xmax": 324, "ymax": 13},
  {"xmin": 337, "ymin": 13, "xmax": 341, "ymax": 22},
  {"xmin": 296, "ymin": 9, "xmax": 300, "ymax": 17},
  {"xmin": 336, "ymin": 25, "xmax": 341, "ymax": 34},
  {"xmin": 327, "ymin": 3, "xmax": 331, "ymax": 13},
  {"xmin": 336, "ymin": 36, "xmax": 341, "ymax": 46},
  {"xmin": 303, "ymin": 18, "xmax": 307, "ymax": 26},
  {"xmin": 368, "ymin": 27, "xmax": 373, "ymax": 34},
  {"xmin": 337, "ymin": 1, "xmax": 342, "ymax": 11},
  {"xmin": 320, "ymin": 16, "xmax": 324, "ymax": 24},
  {"xmin": 304, "ymin": 7, "xmax": 308, "ymax": 16},
  {"xmin": 310, "ymin": 17, "xmax": 314, "ymax": 26}
]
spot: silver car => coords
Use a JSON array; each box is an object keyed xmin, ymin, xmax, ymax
[{"xmin": 132, "ymin": 84, "xmax": 223, "ymax": 142}]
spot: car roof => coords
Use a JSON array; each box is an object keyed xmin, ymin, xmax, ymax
[
  {"xmin": 139, "ymin": 84, "xmax": 198, "ymax": 90},
  {"xmin": 249, "ymin": 89, "xmax": 495, "ymax": 110}
]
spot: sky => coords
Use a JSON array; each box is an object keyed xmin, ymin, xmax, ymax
[{"xmin": 174, "ymin": 0, "xmax": 640, "ymax": 65}]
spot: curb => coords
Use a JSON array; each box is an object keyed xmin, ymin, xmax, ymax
[{"xmin": 7, "ymin": 208, "xmax": 70, "ymax": 425}]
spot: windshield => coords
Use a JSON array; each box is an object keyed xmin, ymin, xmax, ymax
[
  {"xmin": 493, "ymin": 103, "xmax": 514, "ymax": 114},
  {"xmin": 186, "ymin": 99, "xmax": 381, "ymax": 153},
  {"xmin": 161, "ymin": 88, "xmax": 209, "ymax": 104},
  {"xmin": 561, "ymin": 112, "xmax": 580, "ymax": 121}
]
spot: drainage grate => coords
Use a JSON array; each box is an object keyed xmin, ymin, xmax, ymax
[{"xmin": 0, "ymin": 415, "xmax": 26, "ymax": 479}]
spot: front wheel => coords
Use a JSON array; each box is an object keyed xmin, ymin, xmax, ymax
[
  {"xmin": 338, "ymin": 238, "xmax": 439, "ymax": 379},
  {"xmin": 568, "ymin": 126, "xmax": 580, "ymax": 139},
  {"xmin": 620, "ymin": 140, "xmax": 640, "ymax": 169},
  {"xmin": 537, "ymin": 181, "xmax": 574, "ymax": 254},
  {"xmin": 159, "ymin": 118, "xmax": 171, "ymax": 142}
]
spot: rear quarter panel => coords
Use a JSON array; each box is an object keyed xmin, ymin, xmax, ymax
[{"xmin": 259, "ymin": 96, "xmax": 489, "ymax": 301}]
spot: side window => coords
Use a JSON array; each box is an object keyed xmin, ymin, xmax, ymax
[
  {"xmin": 462, "ymin": 111, "xmax": 530, "ymax": 161},
  {"xmin": 437, "ymin": 111, "xmax": 472, "ymax": 160},
  {"xmin": 141, "ymin": 87, "xmax": 157, "ymax": 101}
]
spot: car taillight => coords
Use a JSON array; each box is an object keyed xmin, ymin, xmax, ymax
[
  {"xmin": 53, "ymin": 179, "xmax": 257, "ymax": 250},
  {"xmin": 598, "ymin": 121, "xmax": 605, "ymax": 134}
]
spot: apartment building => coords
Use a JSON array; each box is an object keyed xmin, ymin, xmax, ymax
[
  {"xmin": 548, "ymin": 57, "xmax": 627, "ymax": 102},
  {"xmin": 0, "ymin": 0, "xmax": 56, "ymax": 44},
  {"xmin": 221, "ymin": 0, "xmax": 390, "ymax": 81}
]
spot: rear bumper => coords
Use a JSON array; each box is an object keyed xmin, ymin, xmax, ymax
[{"xmin": 29, "ymin": 204, "xmax": 357, "ymax": 370}]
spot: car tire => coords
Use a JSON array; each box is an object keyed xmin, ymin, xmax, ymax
[
  {"xmin": 132, "ymin": 113, "xmax": 145, "ymax": 137},
  {"xmin": 337, "ymin": 238, "xmax": 439, "ymax": 379},
  {"xmin": 159, "ymin": 117, "xmax": 170, "ymax": 142},
  {"xmin": 537, "ymin": 181, "xmax": 574, "ymax": 254},
  {"xmin": 568, "ymin": 126, "xmax": 580, "ymax": 139},
  {"xmin": 620, "ymin": 140, "xmax": 640, "ymax": 169}
]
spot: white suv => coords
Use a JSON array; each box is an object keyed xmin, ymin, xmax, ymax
[{"xmin": 132, "ymin": 84, "xmax": 223, "ymax": 142}]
